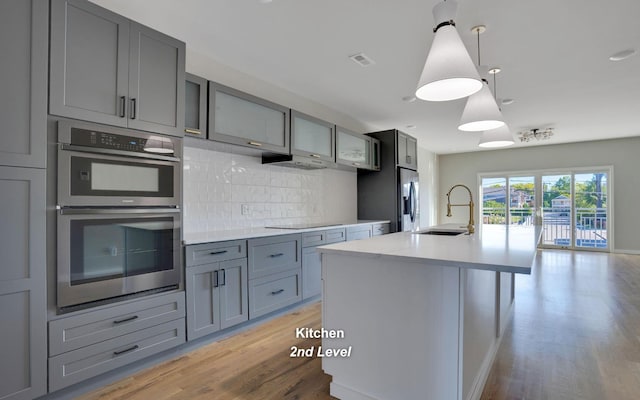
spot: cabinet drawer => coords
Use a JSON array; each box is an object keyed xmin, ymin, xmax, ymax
[
  {"xmin": 325, "ymin": 228, "xmax": 346, "ymax": 244},
  {"xmin": 346, "ymin": 225, "xmax": 372, "ymax": 241},
  {"xmin": 372, "ymin": 223, "xmax": 390, "ymax": 236},
  {"xmin": 49, "ymin": 319, "xmax": 185, "ymax": 392},
  {"xmin": 49, "ymin": 292, "xmax": 185, "ymax": 356},
  {"xmin": 248, "ymin": 234, "xmax": 301, "ymax": 279},
  {"xmin": 186, "ymin": 240, "xmax": 246, "ymax": 267},
  {"xmin": 302, "ymin": 231, "xmax": 325, "ymax": 247},
  {"xmin": 249, "ymin": 269, "xmax": 301, "ymax": 319}
]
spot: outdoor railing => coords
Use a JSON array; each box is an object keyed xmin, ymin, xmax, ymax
[{"xmin": 482, "ymin": 206, "xmax": 607, "ymax": 248}]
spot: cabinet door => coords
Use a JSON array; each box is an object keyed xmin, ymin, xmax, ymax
[
  {"xmin": 397, "ymin": 132, "xmax": 408, "ymax": 167},
  {"xmin": 185, "ymin": 263, "xmax": 221, "ymax": 340},
  {"xmin": 50, "ymin": 0, "xmax": 130, "ymax": 127},
  {"xmin": 128, "ymin": 22, "xmax": 185, "ymax": 137},
  {"xmin": 406, "ymin": 135, "xmax": 418, "ymax": 169},
  {"xmin": 184, "ymin": 73, "xmax": 207, "ymax": 138},
  {"xmin": 219, "ymin": 259, "xmax": 249, "ymax": 330},
  {"xmin": 0, "ymin": 167, "xmax": 46, "ymax": 400},
  {"xmin": 370, "ymin": 137, "xmax": 381, "ymax": 171},
  {"xmin": 209, "ymin": 82, "xmax": 290, "ymax": 153},
  {"xmin": 291, "ymin": 110, "xmax": 335, "ymax": 163},
  {"xmin": 336, "ymin": 127, "xmax": 370, "ymax": 169},
  {"xmin": 302, "ymin": 247, "xmax": 322, "ymax": 300},
  {"xmin": 0, "ymin": 0, "xmax": 47, "ymax": 169}
]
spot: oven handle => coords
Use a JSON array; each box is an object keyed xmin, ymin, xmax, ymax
[
  {"xmin": 60, "ymin": 143, "xmax": 180, "ymax": 163},
  {"xmin": 58, "ymin": 208, "xmax": 180, "ymax": 215}
]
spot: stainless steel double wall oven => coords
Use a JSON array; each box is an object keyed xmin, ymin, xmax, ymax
[{"xmin": 56, "ymin": 120, "xmax": 182, "ymax": 309}]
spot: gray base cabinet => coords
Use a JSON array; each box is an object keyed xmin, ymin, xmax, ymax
[
  {"xmin": 49, "ymin": 0, "xmax": 185, "ymax": 136},
  {"xmin": 0, "ymin": 167, "xmax": 47, "ymax": 400},
  {"xmin": 346, "ymin": 225, "xmax": 373, "ymax": 241},
  {"xmin": 248, "ymin": 234, "xmax": 302, "ymax": 319},
  {"xmin": 185, "ymin": 240, "xmax": 248, "ymax": 340},
  {"xmin": 301, "ymin": 228, "xmax": 346, "ymax": 300},
  {"xmin": 185, "ymin": 259, "xmax": 249, "ymax": 340},
  {"xmin": 48, "ymin": 292, "xmax": 185, "ymax": 392}
]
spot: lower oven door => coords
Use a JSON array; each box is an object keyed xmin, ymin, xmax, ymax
[{"xmin": 57, "ymin": 208, "xmax": 181, "ymax": 308}]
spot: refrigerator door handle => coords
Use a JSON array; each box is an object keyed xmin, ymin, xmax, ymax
[{"xmin": 409, "ymin": 181, "xmax": 416, "ymax": 223}]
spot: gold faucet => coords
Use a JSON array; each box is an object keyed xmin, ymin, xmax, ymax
[{"xmin": 446, "ymin": 184, "xmax": 475, "ymax": 234}]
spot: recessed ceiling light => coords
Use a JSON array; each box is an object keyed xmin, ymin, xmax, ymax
[
  {"xmin": 501, "ymin": 98, "xmax": 515, "ymax": 105},
  {"xmin": 609, "ymin": 49, "xmax": 636, "ymax": 61},
  {"xmin": 488, "ymin": 67, "xmax": 501, "ymax": 75},
  {"xmin": 402, "ymin": 95, "xmax": 417, "ymax": 103}
]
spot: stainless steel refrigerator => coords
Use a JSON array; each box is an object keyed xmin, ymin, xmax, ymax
[{"xmin": 357, "ymin": 130, "xmax": 420, "ymax": 232}]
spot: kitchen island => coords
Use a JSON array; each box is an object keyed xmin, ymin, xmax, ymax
[{"xmin": 317, "ymin": 224, "xmax": 541, "ymax": 400}]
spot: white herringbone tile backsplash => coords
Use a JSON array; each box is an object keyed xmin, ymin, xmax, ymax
[{"xmin": 183, "ymin": 146, "xmax": 357, "ymax": 233}]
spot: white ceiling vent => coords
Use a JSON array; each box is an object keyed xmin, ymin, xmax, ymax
[{"xmin": 349, "ymin": 53, "xmax": 376, "ymax": 67}]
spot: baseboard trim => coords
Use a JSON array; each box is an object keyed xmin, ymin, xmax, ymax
[
  {"xmin": 330, "ymin": 381, "xmax": 379, "ymax": 400},
  {"xmin": 613, "ymin": 248, "xmax": 640, "ymax": 255}
]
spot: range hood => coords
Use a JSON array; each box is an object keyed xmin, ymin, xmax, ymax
[{"xmin": 262, "ymin": 153, "xmax": 329, "ymax": 170}]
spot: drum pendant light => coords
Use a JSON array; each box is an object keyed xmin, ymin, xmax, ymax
[
  {"xmin": 415, "ymin": 1, "xmax": 482, "ymax": 102},
  {"xmin": 458, "ymin": 26, "xmax": 505, "ymax": 132}
]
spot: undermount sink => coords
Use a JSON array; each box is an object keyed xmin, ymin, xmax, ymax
[{"xmin": 417, "ymin": 230, "xmax": 466, "ymax": 236}]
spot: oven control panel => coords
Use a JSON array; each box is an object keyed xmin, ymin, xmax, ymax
[{"xmin": 71, "ymin": 127, "xmax": 149, "ymax": 153}]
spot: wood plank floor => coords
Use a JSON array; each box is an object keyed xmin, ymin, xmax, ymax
[{"xmin": 77, "ymin": 250, "xmax": 640, "ymax": 400}]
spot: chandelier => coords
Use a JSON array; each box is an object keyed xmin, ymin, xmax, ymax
[{"xmin": 518, "ymin": 128, "xmax": 554, "ymax": 142}]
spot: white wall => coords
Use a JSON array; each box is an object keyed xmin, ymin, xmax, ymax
[
  {"xmin": 417, "ymin": 145, "xmax": 438, "ymax": 229},
  {"xmin": 183, "ymin": 146, "xmax": 356, "ymax": 233},
  {"xmin": 438, "ymin": 137, "xmax": 640, "ymax": 253}
]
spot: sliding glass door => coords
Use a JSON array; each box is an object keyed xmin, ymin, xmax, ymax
[{"xmin": 481, "ymin": 168, "xmax": 611, "ymax": 252}]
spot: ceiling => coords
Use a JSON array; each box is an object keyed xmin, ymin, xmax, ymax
[{"xmin": 90, "ymin": 0, "xmax": 640, "ymax": 154}]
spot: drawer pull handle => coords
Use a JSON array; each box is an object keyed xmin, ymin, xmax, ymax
[
  {"xmin": 310, "ymin": 154, "xmax": 321, "ymax": 158},
  {"xmin": 248, "ymin": 141, "xmax": 263, "ymax": 147},
  {"xmin": 269, "ymin": 253, "xmax": 284, "ymax": 258},
  {"xmin": 113, "ymin": 315, "xmax": 138, "ymax": 324},
  {"xmin": 271, "ymin": 289, "xmax": 285, "ymax": 295},
  {"xmin": 210, "ymin": 250, "xmax": 228, "ymax": 255},
  {"xmin": 113, "ymin": 345, "xmax": 139, "ymax": 356},
  {"xmin": 184, "ymin": 128, "xmax": 201, "ymax": 135}
]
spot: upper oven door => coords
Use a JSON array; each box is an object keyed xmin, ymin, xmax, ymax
[{"xmin": 58, "ymin": 148, "xmax": 180, "ymax": 207}]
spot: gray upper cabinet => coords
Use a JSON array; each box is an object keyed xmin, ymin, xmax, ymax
[
  {"xmin": 291, "ymin": 110, "xmax": 335, "ymax": 163},
  {"xmin": 209, "ymin": 81, "xmax": 290, "ymax": 153},
  {"xmin": 184, "ymin": 73, "xmax": 207, "ymax": 138},
  {"xmin": 127, "ymin": 22, "xmax": 185, "ymax": 136},
  {"xmin": 0, "ymin": 166, "xmax": 47, "ymax": 400},
  {"xmin": 336, "ymin": 127, "xmax": 371, "ymax": 169},
  {"xmin": 397, "ymin": 131, "xmax": 418, "ymax": 169},
  {"xmin": 0, "ymin": 0, "xmax": 48, "ymax": 168},
  {"xmin": 50, "ymin": 0, "xmax": 185, "ymax": 137},
  {"xmin": 370, "ymin": 137, "xmax": 381, "ymax": 171}
]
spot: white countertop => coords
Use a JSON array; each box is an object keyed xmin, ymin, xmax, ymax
[
  {"xmin": 183, "ymin": 220, "xmax": 390, "ymax": 245},
  {"xmin": 317, "ymin": 224, "xmax": 542, "ymax": 274}
]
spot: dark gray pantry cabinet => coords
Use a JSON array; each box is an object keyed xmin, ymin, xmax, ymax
[
  {"xmin": 0, "ymin": 1, "xmax": 49, "ymax": 399},
  {"xmin": 49, "ymin": 0, "xmax": 186, "ymax": 137}
]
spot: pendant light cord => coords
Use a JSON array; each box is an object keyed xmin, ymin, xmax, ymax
[{"xmin": 476, "ymin": 29, "xmax": 481, "ymax": 65}]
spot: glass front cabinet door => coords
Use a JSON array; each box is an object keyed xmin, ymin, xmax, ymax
[
  {"xmin": 209, "ymin": 81, "xmax": 290, "ymax": 154},
  {"xmin": 290, "ymin": 110, "xmax": 335, "ymax": 163},
  {"xmin": 336, "ymin": 127, "xmax": 371, "ymax": 169},
  {"xmin": 184, "ymin": 73, "xmax": 207, "ymax": 138}
]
